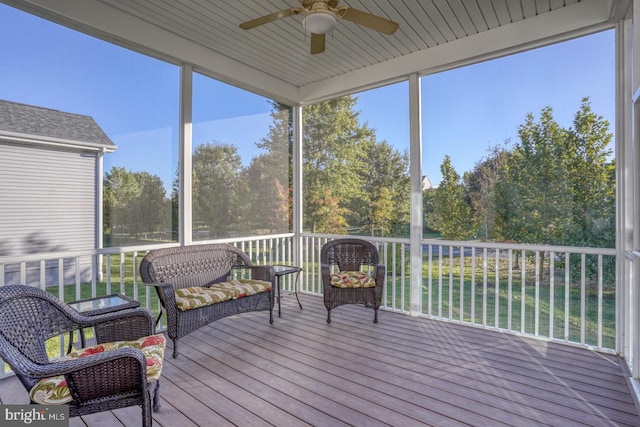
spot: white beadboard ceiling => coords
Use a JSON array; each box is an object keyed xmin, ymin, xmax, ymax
[{"xmin": 2, "ymin": 0, "xmax": 627, "ymax": 104}]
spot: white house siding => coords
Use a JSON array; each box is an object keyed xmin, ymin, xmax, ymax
[{"xmin": 0, "ymin": 142, "xmax": 96, "ymax": 286}]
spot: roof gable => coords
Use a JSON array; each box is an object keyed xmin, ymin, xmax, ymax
[{"xmin": 0, "ymin": 100, "xmax": 115, "ymax": 149}]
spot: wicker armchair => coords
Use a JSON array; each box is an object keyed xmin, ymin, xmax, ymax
[
  {"xmin": 320, "ymin": 238, "xmax": 386, "ymax": 323},
  {"xmin": 0, "ymin": 285, "xmax": 163, "ymax": 427}
]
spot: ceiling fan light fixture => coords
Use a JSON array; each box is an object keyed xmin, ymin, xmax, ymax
[{"xmin": 303, "ymin": 11, "xmax": 336, "ymax": 34}]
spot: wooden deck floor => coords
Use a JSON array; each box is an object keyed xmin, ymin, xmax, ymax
[{"xmin": 1, "ymin": 293, "xmax": 639, "ymax": 427}]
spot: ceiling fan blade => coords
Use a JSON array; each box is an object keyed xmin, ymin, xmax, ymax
[
  {"xmin": 239, "ymin": 8, "xmax": 301, "ymax": 30},
  {"xmin": 310, "ymin": 33, "xmax": 325, "ymax": 54},
  {"xmin": 340, "ymin": 7, "xmax": 399, "ymax": 35}
]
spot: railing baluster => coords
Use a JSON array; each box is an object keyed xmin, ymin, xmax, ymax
[
  {"xmin": 521, "ymin": 250, "xmax": 526, "ymax": 334},
  {"xmin": 549, "ymin": 252, "xmax": 555, "ymax": 340},
  {"xmin": 39, "ymin": 260, "xmax": 46, "ymax": 290},
  {"xmin": 58, "ymin": 258, "xmax": 64, "ymax": 302},
  {"xmin": 460, "ymin": 246, "xmax": 465, "ymax": 322},
  {"xmin": 564, "ymin": 252, "xmax": 570, "ymax": 342},
  {"xmin": 483, "ymin": 247, "xmax": 488, "ymax": 327},
  {"xmin": 495, "ymin": 249, "xmax": 500, "ymax": 328},
  {"xmin": 581, "ymin": 253, "xmax": 586, "ymax": 345},
  {"xmin": 119, "ymin": 252, "xmax": 125, "ymax": 295},
  {"xmin": 598, "ymin": 254, "xmax": 603, "ymax": 348},
  {"xmin": 471, "ymin": 248, "xmax": 476, "ymax": 324},
  {"xmin": 427, "ymin": 244, "xmax": 433, "ymax": 316},
  {"xmin": 75, "ymin": 258, "xmax": 81, "ymax": 301},
  {"xmin": 507, "ymin": 249, "xmax": 513, "ymax": 331},
  {"xmin": 400, "ymin": 243, "xmax": 406, "ymax": 312},
  {"xmin": 448, "ymin": 246, "xmax": 453, "ymax": 319},
  {"xmin": 438, "ymin": 246, "xmax": 443, "ymax": 318},
  {"xmin": 105, "ymin": 253, "xmax": 112, "ymax": 296},
  {"xmin": 535, "ymin": 251, "xmax": 540, "ymax": 337}
]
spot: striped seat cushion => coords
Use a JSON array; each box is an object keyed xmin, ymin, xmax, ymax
[
  {"xmin": 330, "ymin": 271, "xmax": 376, "ymax": 288},
  {"xmin": 30, "ymin": 333, "xmax": 166, "ymax": 405},
  {"xmin": 175, "ymin": 279, "xmax": 271, "ymax": 311}
]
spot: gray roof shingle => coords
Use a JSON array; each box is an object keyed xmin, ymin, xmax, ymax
[{"xmin": 0, "ymin": 100, "xmax": 115, "ymax": 148}]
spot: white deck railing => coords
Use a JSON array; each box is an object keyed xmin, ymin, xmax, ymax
[
  {"xmin": 0, "ymin": 234, "xmax": 617, "ymax": 377},
  {"xmin": 299, "ymin": 235, "xmax": 617, "ymax": 353}
]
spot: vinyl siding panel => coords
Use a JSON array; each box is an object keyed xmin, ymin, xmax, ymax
[{"xmin": 0, "ymin": 142, "xmax": 97, "ymax": 285}]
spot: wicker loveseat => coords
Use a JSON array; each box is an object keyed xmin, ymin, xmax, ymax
[{"xmin": 139, "ymin": 244, "xmax": 275, "ymax": 358}]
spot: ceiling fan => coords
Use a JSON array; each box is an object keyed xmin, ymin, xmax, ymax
[{"xmin": 239, "ymin": 0, "xmax": 399, "ymax": 54}]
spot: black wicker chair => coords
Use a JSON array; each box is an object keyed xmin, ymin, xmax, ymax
[
  {"xmin": 0, "ymin": 285, "xmax": 162, "ymax": 427},
  {"xmin": 139, "ymin": 243, "xmax": 275, "ymax": 358},
  {"xmin": 320, "ymin": 238, "xmax": 386, "ymax": 323}
]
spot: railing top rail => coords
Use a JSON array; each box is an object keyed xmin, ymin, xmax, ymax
[
  {"xmin": 421, "ymin": 238, "xmax": 616, "ymax": 255},
  {"xmin": 301, "ymin": 233, "xmax": 616, "ymax": 255},
  {"xmin": 0, "ymin": 243, "xmax": 181, "ymax": 264},
  {"xmin": 0, "ymin": 234, "xmax": 298, "ymax": 264},
  {"xmin": 300, "ymin": 233, "xmax": 410, "ymax": 245}
]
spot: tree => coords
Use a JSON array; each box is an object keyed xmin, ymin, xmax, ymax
[
  {"xmin": 493, "ymin": 99, "xmax": 614, "ymax": 248},
  {"xmin": 104, "ymin": 167, "xmax": 169, "ymax": 244},
  {"xmin": 564, "ymin": 99, "xmax": 615, "ymax": 248},
  {"xmin": 427, "ymin": 155, "xmax": 475, "ymax": 240},
  {"xmin": 244, "ymin": 153, "xmax": 289, "ymax": 233},
  {"xmin": 308, "ymin": 188, "xmax": 350, "ymax": 234},
  {"xmin": 359, "ymin": 140, "xmax": 410, "ymax": 236},
  {"xmin": 368, "ymin": 187, "xmax": 395, "ymax": 236},
  {"xmin": 104, "ymin": 166, "xmax": 138, "ymax": 236},
  {"xmin": 464, "ymin": 143, "xmax": 510, "ymax": 240},
  {"xmin": 245, "ymin": 102, "xmax": 292, "ymax": 234},
  {"xmin": 192, "ymin": 142, "xmax": 244, "ymax": 238},
  {"xmin": 128, "ymin": 172, "xmax": 168, "ymax": 236},
  {"xmin": 301, "ymin": 96, "xmax": 410, "ymax": 236},
  {"xmin": 302, "ymin": 96, "xmax": 373, "ymax": 233}
]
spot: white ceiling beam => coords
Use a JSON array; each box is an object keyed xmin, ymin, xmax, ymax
[
  {"xmin": 298, "ymin": 0, "xmax": 614, "ymax": 104},
  {"xmin": 2, "ymin": 0, "xmax": 300, "ymax": 104}
]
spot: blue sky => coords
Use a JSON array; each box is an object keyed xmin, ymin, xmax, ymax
[
  {"xmin": 0, "ymin": 4, "xmax": 615, "ymax": 189},
  {"xmin": 355, "ymin": 30, "xmax": 615, "ymax": 184}
]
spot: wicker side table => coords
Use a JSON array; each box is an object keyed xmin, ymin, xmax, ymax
[{"xmin": 271, "ymin": 265, "xmax": 303, "ymax": 317}]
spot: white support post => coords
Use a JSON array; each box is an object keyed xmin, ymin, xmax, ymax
[
  {"xmin": 293, "ymin": 104, "xmax": 303, "ymax": 267},
  {"xmin": 96, "ymin": 148, "xmax": 105, "ymax": 281},
  {"xmin": 409, "ymin": 73, "xmax": 423, "ymax": 316},
  {"xmin": 180, "ymin": 64, "xmax": 193, "ymax": 246}
]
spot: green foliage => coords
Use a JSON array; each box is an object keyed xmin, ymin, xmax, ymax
[
  {"xmin": 104, "ymin": 167, "xmax": 171, "ymax": 245},
  {"xmin": 302, "ymin": 96, "xmax": 410, "ymax": 236},
  {"xmin": 426, "ymin": 155, "xmax": 475, "ymax": 240},
  {"xmin": 493, "ymin": 99, "xmax": 614, "ymax": 249},
  {"xmin": 463, "ymin": 144, "xmax": 510, "ymax": 240},
  {"xmin": 191, "ymin": 142, "xmax": 245, "ymax": 238}
]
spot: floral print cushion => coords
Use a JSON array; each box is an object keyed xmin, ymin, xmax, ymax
[
  {"xmin": 30, "ymin": 333, "xmax": 166, "ymax": 405},
  {"xmin": 330, "ymin": 271, "xmax": 376, "ymax": 288},
  {"xmin": 175, "ymin": 279, "xmax": 272, "ymax": 311}
]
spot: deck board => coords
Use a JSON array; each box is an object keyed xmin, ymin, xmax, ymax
[{"xmin": 1, "ymin": 293, "xmax": 638, "ymax": 426}]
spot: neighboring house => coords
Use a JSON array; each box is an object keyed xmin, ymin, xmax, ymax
[
  {"xmin": 421, "ymin": 175, "xmax": 433, "ymax": 191},
  {"xmin": 0, "ymin": 100, "xmax": 116, "ymax": 285}
]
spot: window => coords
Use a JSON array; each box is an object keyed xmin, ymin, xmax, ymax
[
  {"xmin": 421, "ymin": 30, "xmax": 615, "ymax": 247},
  {"xmin": 0, "ymin": 4, "xmax": 180, "ymax": 249},
  {"xmin": 302, "ymin": 82, "xmax": 410, "ymax": 237},
  {"xmin": 191, "ymin": 73, "xmax": 292, "ymax": 240}
]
